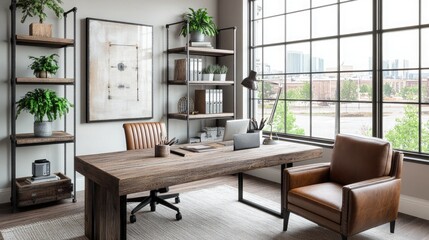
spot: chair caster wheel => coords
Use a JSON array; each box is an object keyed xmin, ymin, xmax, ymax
[
  {"xmin": 130, "ymin": 215, "xmax": 136, "ymax": 223},
  {"xmin": 176, "ymin": 212, "xmax": 182, "ymax": 220},
  {"xmin": 175, "ymin": 197, "xmax": 180, "ymax": 204},
  {"xmin": 72, "ymin": 199, "xmax": 77, "ymax": 203}
]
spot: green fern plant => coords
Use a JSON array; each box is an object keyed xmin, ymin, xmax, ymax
[
  {"xmin": 214, "ymin": 65, "xmax": 228, "ymax": 74},
  {"xmin": 180, "ymin": 8, "xmax": 218, "ymax": 37},
  {"xmin": 16, "ymin": 88, "xmax": 73, "ymax": 122},
  {"xmin": 202, "ymin": 65, "xmax": 216, "ymax": 74},
  {"xmin": 28, "ymin": 54, "xmax": 59, "ymax": 76},
  {"xmin": 16, "ymin": 0, "xmax": 64, "ymax": 24}
]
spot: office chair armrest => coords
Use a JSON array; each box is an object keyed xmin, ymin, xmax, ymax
[
  {"xmin": 284, "ymin": 163, "xmax": 331, "ymax": 191},
  {"xmin": 341, "ymin": 176, "xmax": 401, "ymax": 236}
]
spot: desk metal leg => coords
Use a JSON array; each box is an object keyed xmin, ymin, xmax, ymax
[{"xmin": 238, "ymin": 163, "xmax": 292, "ymax": 218}]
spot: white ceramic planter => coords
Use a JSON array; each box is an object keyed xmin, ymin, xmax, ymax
[
  {"xmin": 214, "ymin": 74, "xmax": 226, "ymax": 81},
  {"xmin": 202, "ymin": 73, "xmax": 214, "ymax": 81}
]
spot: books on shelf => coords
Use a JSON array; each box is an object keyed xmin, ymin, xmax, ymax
[
  {"xmin": 195, "ymin": 89, "xmax": 223, "ymax": 114},
  {"xmin": 25, "ymin": 174, "xmax": 60, "ymax": 184},
  {"xmin": 174, "ymin": 58, "xmax": 203, "ymax": 81},
  {"xmin": 190, "ymin": 41, "xmax": 213, "ymax": 48}
]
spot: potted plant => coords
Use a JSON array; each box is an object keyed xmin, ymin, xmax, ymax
[
  {"xmin": 213, "ymin": 65, "xmax": 228, "ymax": 81},
  {"xmin": 202, "ymin": 65, "xmax": 216, "ymax": 81},
  {"xmin": 180, "ymin": 8, "xmax": 218, "ymax": 42},
  {"xmin": 16, "ymin": 88, "xmax": 72, "ymax": 137},
  {"xmin": 28, "ymin": 54, "xmax": 59, "ymax": 78},
  {"xmin": 16, "ymin": 0, "xmax": 64, "ymax": 38}
]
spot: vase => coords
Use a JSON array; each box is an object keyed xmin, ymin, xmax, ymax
[
  {"xmin": 190, "ymin": 31, "xmax": 204, "ymax": 42},
  {"xmin": 34, "ymin": 121, "xmax": 52, "ymax": 137},
  {"xmin": 35, "ymin": 71, "xmax": 50, "ymax": 78}
]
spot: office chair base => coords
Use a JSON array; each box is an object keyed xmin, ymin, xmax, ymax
[
  {"xmin": 128, "ymin": 190, "xmax": 181, "ymax": 224},
  {"xmin": 130, "ymin": 214, "xmax": 137, "ymax": 223}
]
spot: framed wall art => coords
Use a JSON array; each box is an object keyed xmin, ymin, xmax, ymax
[{"xmin": 86, "ymin": 18, "xmax": 153, "ymax": 122}]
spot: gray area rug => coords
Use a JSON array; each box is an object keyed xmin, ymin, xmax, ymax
[{"xmin": 0, "ymin": 185, "xmax": 405, "ymax": 240}]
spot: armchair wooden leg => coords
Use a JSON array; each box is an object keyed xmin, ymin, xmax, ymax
[
  {"xmin": 341, "ymin": 234, "xmax": 347, "ymax": 240},
  {"xmin": 390, "ymin": 220, "xmax": 396, "ymax": 233},
  {"xmin": 283, "ymin": 210, "xmax": 290, "ymax": 231}
]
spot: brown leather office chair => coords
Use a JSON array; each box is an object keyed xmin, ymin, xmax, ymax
[
  {"xmin": 283, "ymin": 134, "xmax": 403, "ymax": 240},
  {"xmin": 123, "ymin": 122, "xmax": 181, "ymax": 223}
]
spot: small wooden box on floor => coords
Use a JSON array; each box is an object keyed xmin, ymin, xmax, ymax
[{"xmin": 15, "ymin": 172, "xmax": 72, "ymax": 207}]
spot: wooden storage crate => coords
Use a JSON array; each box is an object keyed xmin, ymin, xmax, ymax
[{"xmin": 16, "ymin": 172, "xmax": 72, "ymax": 207}]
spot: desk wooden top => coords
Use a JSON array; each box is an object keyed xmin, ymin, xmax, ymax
[{"xmin": 75, "ymin": 142, "xmax": 322, "ymax": 196}]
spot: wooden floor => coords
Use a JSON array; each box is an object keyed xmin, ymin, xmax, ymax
[{"xmin": 0, "ymin": 174, "xmax": 429, "ymax": 239}]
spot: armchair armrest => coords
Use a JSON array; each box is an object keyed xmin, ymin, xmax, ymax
[
  {"xmin": 341, "ymin": 176, "xmax": 401, "ymax": 236},
  {"xmin": 284, "ymin": 163, "xmax": 330, "ymax": 191}
]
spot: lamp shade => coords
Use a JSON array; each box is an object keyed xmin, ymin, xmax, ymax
[{"xmin": 241, "ymin": 70, "xmax": 258, "ymax": 90}]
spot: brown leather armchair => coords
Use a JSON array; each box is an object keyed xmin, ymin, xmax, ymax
[
  {"xmin": 283, "ymin": 134, "xmax": 403, "ymax": 240},
  {"xmin": 123, "ymin": 122, "xmax": 181, "ymax": 223}
]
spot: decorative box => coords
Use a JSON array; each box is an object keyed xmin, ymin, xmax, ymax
[{"xmin": 15, "ymin": 172, "xmax": 72, "ymax": 207}]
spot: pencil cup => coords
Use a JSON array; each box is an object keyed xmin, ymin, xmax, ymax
[{"xmin": 155, "ymin": 145, "xmax": 170, "ymax": 157}]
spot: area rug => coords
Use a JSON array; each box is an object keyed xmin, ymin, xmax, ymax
[{"xmin": 0, "ymin": 185, "xmax": 406, "ymax": 240}]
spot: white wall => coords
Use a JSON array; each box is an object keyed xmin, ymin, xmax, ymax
[{"xmin": 0, "ymin": 0, "xmax": 218, "ymax": 203}]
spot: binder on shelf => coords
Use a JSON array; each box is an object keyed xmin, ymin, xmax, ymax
[
  {"xmin": 174, "ymin": 59, "xmax": 186, "ymax": 81},
  {"xmin": 195, "ymin": 89, "xmax": 208, "ymax": 114},
  {"xmin": 219, "ymin": 89, "xmax": 223, "ymax": 113},
  {"xmin": 206, "ymin": 90, "xmax": 211, "ymax": 113},
  {"xmin": 198, "ymin": 58, "xmax": 202, "ymax": 80}
]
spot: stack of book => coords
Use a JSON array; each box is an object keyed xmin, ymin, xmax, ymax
[
  {"xmin": 194, "ymin": 89, "xmax": 223, "ymax": 114},
  {"xmin": 25, "ymin": 174, "xmax": 60, "ymax": 184},
  {"xmin": 190, "ymin": 41, "xmax": 213, "ymax": 48}
]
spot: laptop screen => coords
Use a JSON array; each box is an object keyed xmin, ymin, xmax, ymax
[{"xmin": 223, "ymin": 119, "xmax": 249, "ymax": 141}]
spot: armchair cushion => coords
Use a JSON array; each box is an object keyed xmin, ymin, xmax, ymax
[
  {"xmin": 330, "ymin": 134, "xmax": 392, "ymax": 185},
  {"xmin": 289, "ymin": 182, "xmax": 342, "ymax": 224}
]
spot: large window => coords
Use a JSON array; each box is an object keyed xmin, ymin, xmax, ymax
[{"xmin": 250, "ymin": 0, "xmax": 429, "ymax": 159}]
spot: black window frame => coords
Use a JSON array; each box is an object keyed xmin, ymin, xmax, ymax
[{"xmin": 248, "ymin": 0, "xmax": 429, "ymax": 164}]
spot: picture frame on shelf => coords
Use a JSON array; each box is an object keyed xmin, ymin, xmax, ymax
[{"xmin": 86, "ymin": 18, "xmax": 153, "ymax": 122}]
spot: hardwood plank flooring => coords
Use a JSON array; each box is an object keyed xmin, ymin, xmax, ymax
[{"xmin": 0, "ymin": 174, "xmax": 428, "ymax": 239}]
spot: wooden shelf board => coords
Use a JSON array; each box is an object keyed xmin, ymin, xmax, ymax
[
  {"xmin": 16, "ymin": 35, "xmax": 74, "ymax": 48},
  {"xmin": 168, "ymin": 80, "xmax": 234, "ymax": 86},
  {"xmin": 167, "ymin": 47, "xmax": 234, "ymax": 57},
  {"xmin": 168, "ymin": 112, "xmax": 234, "ymax": 120},
  {"xmin": 11, "ymin": 131, "xmax": 74, "ymax": 146},
  {"xmin": 16, "ymin": 77, "xmax": 74, "ymax": 85}
]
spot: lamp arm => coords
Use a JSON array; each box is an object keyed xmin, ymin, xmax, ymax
[{"xmin": 266, "ymin": 86, "xmax": 282, "ymax": 126}]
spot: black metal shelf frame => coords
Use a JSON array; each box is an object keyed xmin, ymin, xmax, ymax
[
  {"xmin": 165, "ymin": 20, "xmax": 237, "ymax": 142},
  {"xmin": 9, "ymin": 0, "xmax": 77, "ymax": 212}
]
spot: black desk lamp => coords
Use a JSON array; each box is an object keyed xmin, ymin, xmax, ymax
[{"xmin": 241, "ymin": 71, "xmax": 282, "ymax": 145}]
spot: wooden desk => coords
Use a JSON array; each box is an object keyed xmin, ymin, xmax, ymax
[{"xmin": 75, "ymin": 142, "xmax": 323, "ymax": 240}]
